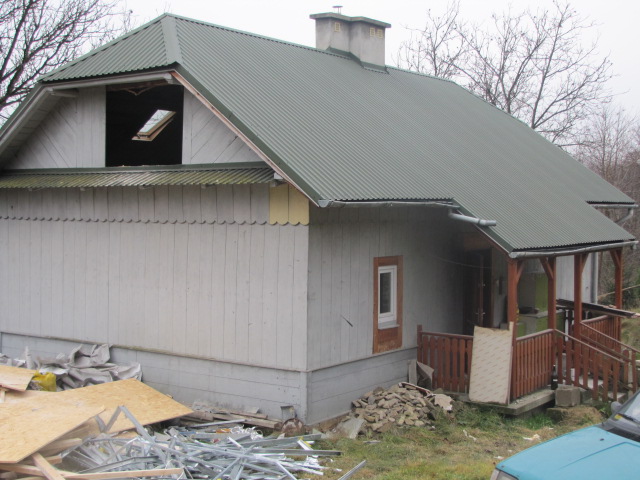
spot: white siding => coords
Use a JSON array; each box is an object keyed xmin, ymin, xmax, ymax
[
  {"xmin": 182, "ymin": 91, "xmax": 264, "ymax": 165},
  {"xmin": 9, "ymin": 88, "xmax": 105, "ymax": 169},
  {"xmin": 307, "ymin": 206, "xmax": 463, "ymax": 371},
  {"xmin": 556, "ymin": 254, "xmax": 595, "ymax": 302},
  {"xmin": 0, "ymin": 184, "xmax": 307, "ymax": 370}
]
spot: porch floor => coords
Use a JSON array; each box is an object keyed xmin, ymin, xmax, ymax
[{"xmin": 456, "ymin": 389, "xmax": 555, "ymax": 417}]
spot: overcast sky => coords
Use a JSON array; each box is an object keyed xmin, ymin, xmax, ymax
[{"xmin": 125, "ymin": 0, "xmax": 640, "ymax": 114}]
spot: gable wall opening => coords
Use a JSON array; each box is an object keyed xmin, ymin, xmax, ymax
[{"xmin": 106, "ymin": 85, "xmax": 184, "ymax": 167}]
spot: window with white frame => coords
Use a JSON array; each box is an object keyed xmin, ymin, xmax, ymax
[
  {"xmin": 373, "ymin": 256, "xmax": 403, "ymax": 353},
  {"xmin": 378, "ymin": 265, "xmax": 397, "ymax": 327}
]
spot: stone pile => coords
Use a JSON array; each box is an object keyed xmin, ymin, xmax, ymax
[{"xmin": 351, "ymin": 383, "xmax": 453, "ymax": 433}]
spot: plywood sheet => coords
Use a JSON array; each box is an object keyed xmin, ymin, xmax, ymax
[
  {"xmin": 468, "ymin": 326, "xmax": 513, "ymax": 404},
  {"xmin": 3, "ymin": 389, "xmax": 50, "ymax": 403},
  {"xmin": 0, "ymin": 365, "xmax": 36, "ymax": 391},
  {"xmin": 0, "ymin": 396, "xmax": 104, "ymax": 463},
  {"xmin": 57, "ymin": 379, "xmax": 192, "ymax": 433}
]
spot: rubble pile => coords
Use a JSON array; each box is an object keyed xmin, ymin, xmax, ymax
[{"xmin": 351, "ymin": 383, "xmax": 454, "ymax": 433}]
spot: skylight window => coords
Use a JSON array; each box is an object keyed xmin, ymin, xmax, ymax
[{"xmin": 132, "ymin": 109, "xmax": 176, "ymax": 141}]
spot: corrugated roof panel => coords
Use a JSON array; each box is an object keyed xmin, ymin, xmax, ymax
[
  {"xmin": 0, "ymin": 14, "xmax": 634, "ymax": 252},
  {"xmin": 0, "ymin": 166, "xmax": 273, "ymax": 189},
  {"xmin": 43, "ymin": 20, "xmax": 170, "ymax": 81},
  {"xmin": 171, "ymin": 17, "xmax": 633, "ymax": 251}
]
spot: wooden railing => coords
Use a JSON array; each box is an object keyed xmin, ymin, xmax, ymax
[
  {"xmin": 511, "ymin": 329, "xmax": 555, "ymax": 401},
  {"xmin": 583, "ymin": 315, "xmax": 622, "ymax": 350},
  {"xmin": 556, "ymin": 330, "xmax": 631, "ymax": 402},
  {"xmin": 417, "ymin": 326, "xmax": 473, "ymax": 393},
  {"xmin": 580, "ymin": 321, "xmax": 639, "ymax": 392}
]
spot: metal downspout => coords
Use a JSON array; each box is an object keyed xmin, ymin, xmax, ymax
[{"xmin": 447, "ymin": 210, "xmax": 497, "ymax": 227}]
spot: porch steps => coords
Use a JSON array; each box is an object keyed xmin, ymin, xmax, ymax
[{"xmin": 457, "ymin": 389, "xmax": 555, "ymax": 417}]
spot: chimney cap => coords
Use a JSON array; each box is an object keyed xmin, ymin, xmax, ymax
[{"xmin": 309, "ymin": 12, "xmax": 391, "ymax": 29}]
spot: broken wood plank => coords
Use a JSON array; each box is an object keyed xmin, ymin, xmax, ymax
[
  {"xmin": 31, "ymin": 454, "xmax": 65, "ymax": 480},
  {"xmin": 0, "ymin": 365, "xmax": 36, "ymax": 392},
  {"xmin": 0, "ymin": 464, "xmax": 183, "ymax": 479},
  {"xmin": 0, "ymin": 396, "xmax": 104, "ymax": 464},
  {"xmin": 184, "ymin": 410, "xmax": 281, "ymax": 430},
  {"xmin": 37, "ymin": 439, "xmax": 83, "ymax": 458}
]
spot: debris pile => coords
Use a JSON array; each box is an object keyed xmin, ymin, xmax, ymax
[
  {"xmin": 64, "ymin": 414, "xmax": 344, "ymax": 480},
  {"xmin": 350, "ymin": 383, "xmax": 454, "ymax": 433},
  {"xmin": 0, "ymin": 344, "xmax": 141, "ymax": 391},
  {"xmin": 0, "ymin": 369, "xmax": 367, "ymax": 480}
]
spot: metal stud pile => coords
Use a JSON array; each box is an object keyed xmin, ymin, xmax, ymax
[{"xmin": 58, "ymin": 407, "xmax": 365, "ymax": 480}]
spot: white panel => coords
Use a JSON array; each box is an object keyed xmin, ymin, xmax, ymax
[
  {"xmin": 247, "ymin": 224, "xmax": 265, "ymax": 364},
  {"xmin": 49, "ymin": 221, "xmax": 64, "ymax": 338},
  {"xmin": 73, "ymin": 220, "xmax": 87, "ymax": 340},
  {"xmin": 143, "ymin": 222, "xmax": 162, "ymax": 350},
  {"xmin": 234, "ymin": 225, "xmax": 251, "ymax": 362},
  {"xmin": 107, "ymin": 222, "xmax": 121, "ymax": 344},
  {"xmin": 250, "ymin": 184, "xmax": 269, "ymax": 224},
  {"xmin": 291, "ymin": 226, "xmax": 309, "ymax": 370},
  {"xmin": 196, "ymin": 224, "xmax": 214, "ymax": 357},
  {"xmin": 210, "ymin": 224, "xmax": 227, "ymax": 356},
  {"xmin": 138, "ymin": 187, "xmax": 154, "ymax": 222},
  {"xmin": 185, "ymin": 223, "xmax": 202, "ymax": 350},
  {"xmin": 121, "ymin": 188, "xmax": 139, "ymax": 222},
  {"xmin": 171, "ymin": 224, "xmax": 188, "ymax": 353},
  {"xmin": 0, "ymin": 190, "xmax": 7, "ymax": 218},
  {"xmin": 76, "ymin": 88, "xmax": 105, "ymax": 168},
  {"xmin": 107, "ymin": 187, "xmax": 124, "ymax": 222},
  {"xmin": 261, "ymin": 226, "xmax": 279, "ymax": 364},
  {"xmin": 79, "ymin": 189, "xmax": 94, "ymax": 221},
  {"xmin": 223, "ymin": 224, "xmax": 239, "ymax": 360},
  {"xmin": 154, "ymin": 186, "xmax": 169, "ymax": 223},
  {"xmin": 216, "ymin": 185, "xmax": 234, "ymax": 223},
  {"xmin": 200, "ymin": 186, "xmax": 218, "ymax": 223},
  {"xmin": 66, "ymin": 189, "xmax": 80, "ymax": 220},
  {"xmin": 276, "ymin": 226, "xmax": 295, "ymax": 368},
  {"xmin": 168, "ymin": 186, "xmax": 183, "ymax": 224},
  {"xmin": 232, "ymin": 185, "xmax": 251, "ymax": 224},
  {"xmin": 182, "ymin": 186, "xmax": 202, "ymax": 224},
  {"xmin": 157, "ymin": 224, "xmax": 175, "ymax": 351}
]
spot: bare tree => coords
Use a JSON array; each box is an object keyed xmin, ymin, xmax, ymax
[
  {"xmin": 0, "ymin": 0, "xmax": 132, "ymax": 122},
  {"xmin": 397, "ymin": 1, "xmax": 613, "ymax": 147},
  {"xmin": 576, "ymin": 106, "xmax": 640, "ymax": 306}
]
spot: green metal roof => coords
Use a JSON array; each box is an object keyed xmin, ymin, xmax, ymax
[
  {"xmin": 0, "ymin": 164, "xmax": 273, "ymax": 189},
  {"xmin": 0, "ymin": 14, "xmax": 635, "ymax": 252}
]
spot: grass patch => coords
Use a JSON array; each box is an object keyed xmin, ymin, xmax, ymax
[{"xmin": 317, "ymin": 404, "xmax": 602, "ymax": 480}]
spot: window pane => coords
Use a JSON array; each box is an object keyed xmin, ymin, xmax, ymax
[{"xmin": 379, "ymin": 271, "xmax": 392, "ymax": 314}]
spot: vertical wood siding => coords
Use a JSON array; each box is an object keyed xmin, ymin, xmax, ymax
[
  {"xmin": 0, "ymin": 184, "xmax": 308, "ymax": 370},
  {"xmin": 307, "ymin": 206, "xmax": 463, "ymax": 371},
  {"xmin": 9, "ymin": 88, "xmax": 105, "ymax": 169},
  {"xmin": 182, "ymin": 91, "xmax": 263, "ymax": 165}
]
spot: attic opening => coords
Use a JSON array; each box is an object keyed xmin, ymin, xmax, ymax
[{"xmin": 106, "ymin": 84, "xmax": 183, "ymax": 167}]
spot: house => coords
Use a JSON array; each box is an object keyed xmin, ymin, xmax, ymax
[{"xmin": 0, "ymin": 12, "xmax": 636, "ymax": 422}]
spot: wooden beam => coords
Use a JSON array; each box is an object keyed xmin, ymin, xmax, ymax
[
  {"xmin": 573, "ymin": 254, "xmax": 588, "ymax": 339},
  {"xmin": 507, "ymin": 260, "xmax": 523, "ymax": 324},
  {"xmin": 540, "ymin": 257, "xmax": 557, "ymax": 330},
  {"xmin": 610, "ymin": 248, "xmax": 623, "ymax": 309}
]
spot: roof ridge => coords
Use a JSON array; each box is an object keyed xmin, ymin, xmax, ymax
[
  {"xmin": 41, "ymin": 14, "xmax": 172, "ymax": 82},
  {"xmin": 161, "ymin": 15, "xmax": 183, "ymax": 65},
  {"xmin": 169, "ymin": 14, "xmax": 376, "ymax": 63}
]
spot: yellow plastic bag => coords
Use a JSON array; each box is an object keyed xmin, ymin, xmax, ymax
[{"xmin": 31, "ymin": 372, "xmax": 57, "ymax": 391}]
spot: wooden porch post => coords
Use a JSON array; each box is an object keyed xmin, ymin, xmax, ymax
[
  {"xmin": 540, "ymin": 257, "xmax": 557, "ymax": 331},
  {"xmin": 610, "ymin": 248, "xmax": 624, "ymax": 341},
  {"xmin": 508, "ymin": 258, "xmax": 524, "ymax": 402},
  {"xmin": 507, "ymin": 259, "xmax": 524, "ymax": 325},
  {"xmin": 610, "ymin": 248, "xmax": 623, "ymax": 309},
  {"xmin": 573, "ymin": 253, "xmax": 588, "ymax": 339}
]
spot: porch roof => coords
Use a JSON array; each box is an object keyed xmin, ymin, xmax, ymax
[{"xmin": 0, "ymin": 14, "xmax": 635, "ymax": 252}]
